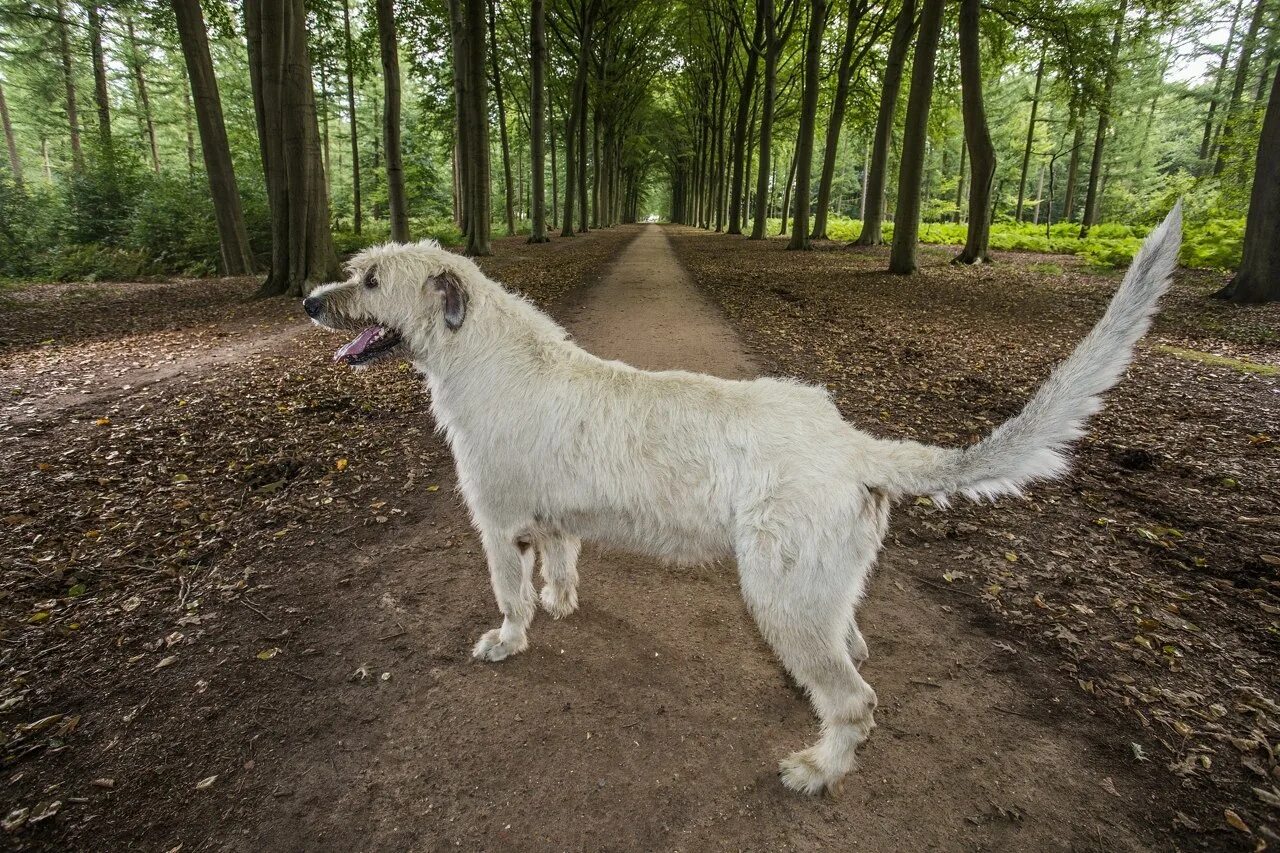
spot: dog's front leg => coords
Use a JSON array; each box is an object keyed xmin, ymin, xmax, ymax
[{"xmin": 472, "ymin": 529, "xmax": 537, "ymax": 662}]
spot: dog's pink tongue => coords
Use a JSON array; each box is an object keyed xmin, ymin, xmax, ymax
[{"xmin": 334, "ymin": 325, "xmax": 380, "ymax": 362}]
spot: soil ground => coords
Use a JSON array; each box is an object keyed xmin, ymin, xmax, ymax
[{"xmin": 1, "ymin": 224, "xmax": 1277, "ymax": 851}]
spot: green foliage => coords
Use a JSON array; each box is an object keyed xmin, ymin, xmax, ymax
[{"xmin": 800, "ymin": 216, "xmax": 1246, "ymax": 270}]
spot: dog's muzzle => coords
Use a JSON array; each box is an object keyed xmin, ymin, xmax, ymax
[{"xmin": 303, "ymin": 296, "xmax": 323, "ymax": 319}]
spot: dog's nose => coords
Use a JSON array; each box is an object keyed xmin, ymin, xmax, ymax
[{"xmin": 303, "ymin": 296, "xmax": 323, "ymax": 318}]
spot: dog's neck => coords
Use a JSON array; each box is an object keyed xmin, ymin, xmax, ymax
[{"xmin": 412, "ymin": 281, "xmax": 577, "ymax": 436}]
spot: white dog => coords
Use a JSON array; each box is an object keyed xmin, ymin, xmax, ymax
[{"xmin": 303, "ymin": 204, "xmax": 1182, "ymax": 795}]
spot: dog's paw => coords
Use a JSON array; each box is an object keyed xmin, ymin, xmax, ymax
[
  {"xmin": 779, "ymin": 748, "xmax": 843, "ymax": 796},
  {"xmin": 471, "ymin": 628, "xmax": 528, "ymax": 662},
  {"xmin": 540, "ymin": 583, "xmax": 578, "ymax": 619}
]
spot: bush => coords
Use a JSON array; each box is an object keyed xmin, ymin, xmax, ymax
[{"xmin": 41, "ymin": 243, "xmax": 157, "ymax": 282}]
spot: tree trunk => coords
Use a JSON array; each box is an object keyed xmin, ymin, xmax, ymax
[
  {"xmin": 550, "ymin": 107, "xmax": 558, "ymax": 225},
  {"xmin": 576, "ymin": 33, "xmax": 589, "ymax": 236},
  {"xmin": 1222, "ymin": 65, "xmax": 1279, "ymax": 302},
  {"xmin": 488, "ymin": 0, "xmax": 516, "ymax": 236},
  {"xmin": 529, "ymin": 0, "xmax": 550, "ymax": 242},
  {"xmin": 125, "ymin": 16, "xmax": 160, "ymax": 173},
  {"xmin": 1015, "ymin": 48, "xmax": 1045, "ymax": 223},
  {"xmin": 787, "ymin": 0, "xmax": 826, "ymax": 249},
  {"xmin": 1214, "ymin": 0, "xmax": 1266, "ymax": 176},
  {"xmin": 887, "ymin": 0, "xmax": 944, "ymax": 273},
  {"xmin": 183, "ymin": 83, "xmax": 196, "ymax": 173},
  {"xmin": 855, "ymin": 0, "xmax": 914, "ymax": 246},
  {"xmin": 449, "ymin": 0, "xmax": 469, "ymax": 235},
  {"xmin": 728, "ymin": 7, "xmax": 764, "ymax": 234},
  {"xmin": 1063, "ymin": 121, "xmax": 1082, "ymax": 221},
  {"xmin": 953, "ymin": 139, "xmax": 966, "ymax": 221},
  {"xmin": 0, "ymin": 81, "xmax": 23, "ymax": 189},
  {"xmin": 54, "ymin": 0, "xmax": 83, "ymax": 172},
  {"xmin": 173, "ymin": 0, "xmax": 256, "ymax": 276},
  {"xmin": 463, "ymin": 0, "xmax": 492, "ymax": 254},
  {"xmin": 375, "ymin": 0, "xmax": 410, "ymax": 242},
  {"xmin": 1080, "ymin": 0, "xmax": 1127, "ymax": 238},
  {"xmin": 779, "ymin": 147, "xmax": 797, "ymax": 234},
  {"xmin": 954, "ymin": 0, "xmax": 995, "ymax": 264},
  {"xmin": 811, "ymin": 0, "xmax": 865, "ymax": 240},
  {"xmin": 750, "ymin": 0, "xmax": 787, "ymax": 240},
  {"xmin": 245, "ymin": 0, "xmax": 341, "ymax": 295},
  {"xmin": 343, "ymin": 0, "xmax": 362, "ymax": 235},
  {"xmin": 1200, "ymin": 0, "xmax": 1246, "ymax": 166},
  {"xmin": 86, "ymin": 4, "xmax": 112, "ymax": 147}
]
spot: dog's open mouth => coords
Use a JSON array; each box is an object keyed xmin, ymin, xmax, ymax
[{"xmin": 333, "ymin": 324, "xmax": 404, "ymax": 366}]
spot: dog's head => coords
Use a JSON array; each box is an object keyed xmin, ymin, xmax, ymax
[{"xmin": 303, "ymin": 240, "xmax": 472, "ymax": 368}]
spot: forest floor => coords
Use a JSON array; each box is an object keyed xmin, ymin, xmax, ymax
[{"xmin": 0, "ymin": 224, "xmax": 1277, "ymax": 851}]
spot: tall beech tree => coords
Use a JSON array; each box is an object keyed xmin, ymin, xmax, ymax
[
  {"xmin": 124, "ymin": 16, "xmax": 159, "ymax": 173},
  {"xmin": 750, "ymin": 0, "xmax": 799, "ymax": 239},
  {"xmin": 954, "ymin": 0, "xmax": 995, "ymax": 264},
  {"xmin": 854, "ymin": 0, "xmax": 914, "ymax": 246},
  {"xmin": 245, "ymin": 0, "xmax": 341, "ymax": 294},
  {"xmin": 342, "ymin": 0, "xmax": 362, "ymax": 235},
  {"xmin": 887, "ymin": 0, "xmax": 944, "ymax": 274},
  {"xmin": 452, "ymin": 0, "xmax": 493, "ymax": 254},
  {"xmin": 727, "ymin": 1, "xmax": 763, "ymax": 234},
  {"xmin": 1014, "ymin": 49, "xmax": 1045, "ymax": 223},
  {"xmin": 53, "ymin": 0, "xmax": 82, "ymax": 171},
  {"xmin": 85, "ymin": 4, "xmax": 110, "ymax": 147},
  {"xmin": 1221, "ymin": 66, "xmax": 1279, "ymax": 302},
  {"xmin": 0, "ymin": 79, "xmax": 21, "ymax": 188},
  {"xmin": 1079, "ymin": 0, "xmax": 1126, "ymax": 239},
  {"xmin": 375, "ymin": 0, "xmax": 410, "ymax": 242},
  {"xmin": 811, "ymin": 0, "xmax": 885, "ymax": 240},
  {"xmin": 787, "ymin": 0, "xmax": 828, "ymax": 249},
  {"xmin": 173, "ymin": 0, "xmax": 256, "ymax": 276},
  {"xmin": 488, "ymin": 0, "xmax": 516, "ymax": 236},
  {"xmin": 529, "ymin": 0, "xmax": 551, "ymax": 242}
]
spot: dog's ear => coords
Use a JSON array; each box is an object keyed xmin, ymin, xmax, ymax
[{"xmin": 432, "ymin": 273, "xmax": 467, "ymax": 332}]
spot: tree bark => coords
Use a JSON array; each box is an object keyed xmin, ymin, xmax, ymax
[
  {"xmin": 954, "ymin": 0, "xmax": 995, "ymax": 264},
  {"xmin": 245, "ymin": 0, "xmax": 341, "ymax": 295},
  {"xmin": 125, "ymin": 16, "xmax": 160, "ymax": 173},
  {"xmin": 54, "ymin": 0, "xmax": 83, "ymax": 172},
  {"xmin": 855, "ymin": 0, "xmax": 914, "ymax": 246},
  {"xmin": 1222, "ymin": 64, "xmax": 1279, "ymax": 302},
  {"xmin": 173, "ymin": 0, "xmax": 256, "ymax": 276},
  {"xmin": 787, "ymin": 0, "xmax": 826, "ymax": 249},
  {"xmin": 812, "ymin": 0, "xmax": 872, "ymax": 240},
  {"xmin": 342, "ymin": 0, "xmax": 362, "ymax": 235},
  {"xmin": 1199, "ymin": 0, "xmax": 1245, "ymax": 166},
  {"xmin": 86, "ymin": 4, "xmax": 112, "ymax": 147},
  {"xmin": 529, "ymin": 0, "xmax": 550, "ymax": 242},
  {"xmin": 750, "ymin": 0, "xmax": 794, "ymax": 239},
  {"xmin": 1063, "ymin": 121, "xmax": 1082, "ymax": 221},
  {"xmin": 375, "ymin": 0, "xmax": 410, "ymax": 242},
  {"xmin": 1015, "ymin": 48, "xmax": 1045, "ymax": 223},
  {"xmin": 0, "ymin": 81, "xmax": 23, "ymax": 189},
  {"xmin": 1214, "ymin": 0, "xmax": 1266, "ymax": 176},
  {"xmin": 488, "ymin": 0, "xmax": 516, "ymax": 235},
  {"xmin": 779, "ymin": 146, "xmax": 797, "ymax": 234},
  {"xmin": 728, "ymin": 6, "xmax": 764, "ymax": 234},
  {"xmin": 462, "ymin": 0, "xmax": 492, "ymax": 254},
  {"xmin": 887, "ymin": 0, "xmax": 944, "ymax": 274},
  {"xmin": 1080, "ymin": 0, "xmax": 1127, "ymax": 238}
]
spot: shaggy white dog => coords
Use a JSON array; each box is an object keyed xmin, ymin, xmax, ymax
[{"xmin": 303, "ymin": 204, "xmax": 1182, "ymax": 795}]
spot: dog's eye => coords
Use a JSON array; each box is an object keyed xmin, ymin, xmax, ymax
[{"xmin": 364, "ymin": 271, "xmax": 379, "ymax": 290}]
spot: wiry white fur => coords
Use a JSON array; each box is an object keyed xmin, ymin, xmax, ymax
[
  {"xmin": 305, "ymin": 207, "xmax": 1181, "ymax": 795},
  {"xmin": 866, "ymin": 202, "xmax": 1183, "ymax": 505}
]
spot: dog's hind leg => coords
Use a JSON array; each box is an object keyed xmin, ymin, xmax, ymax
[
  {"xmin": 472, "ymin": 529, "xmax": 538, "ymax": 662},
  {"xmin": 538, "ymin": 535, "xmax": 581, "ymax": 619},
  {"xmin": 845, "ymin": 562, "xmax": 873, "ymax": 668},
  {"xmin": 738, "ymin": 539, "xmax": 877, "ymax": 796}
]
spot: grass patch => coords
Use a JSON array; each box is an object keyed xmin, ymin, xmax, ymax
[{"xmin": 1154, "ymin": 344, "xmax": 1279, "ymax": 376}]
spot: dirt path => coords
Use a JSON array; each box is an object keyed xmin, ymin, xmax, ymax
[{"xmin": 240, "ymin": 226, "xmax": 1166, "ymax": 852}]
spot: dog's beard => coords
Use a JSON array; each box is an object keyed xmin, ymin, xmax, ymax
[{"xmin": 333, "ymin": 324, "xmax": 405, "ymax": 367}]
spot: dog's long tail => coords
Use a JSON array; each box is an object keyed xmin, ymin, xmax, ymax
[{"xmin": 868, "ymin": 202, "xmax": 1182, "ymax": 505}]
